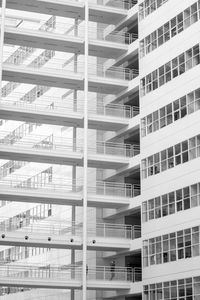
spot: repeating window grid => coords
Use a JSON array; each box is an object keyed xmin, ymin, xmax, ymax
[
  {"xmin": 139, "ymin": 0, "xmax": 168, "ymax": 21},
  {"xmin": 142, "ymin": 134, "xmax": 200, "ymax": 179},
  {"xmin": 143, "ymin": 226, "xmax": 200, "ymax": 267},
  {"xmin": 141, "ymin": 88, "xmax": 200, "ymax": 137},
  {"xmin": 140, "ymin": 44, "xmax": 200, "ymax": 97},
  {"xmin": 144, "ymin": 276, "xmax": 200, "ymax": 300},
  {"xmin": 142, "ymin": 183, "xmax": 199, "ymax": 222},
  {"xmin": 140, "ymin": 2, "xmax": 200, "ymax": 58}
]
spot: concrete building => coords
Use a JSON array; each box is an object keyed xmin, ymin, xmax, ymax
[{"xmin": 0, "ymin": 0, "xmax": 199, "ymax": 299}]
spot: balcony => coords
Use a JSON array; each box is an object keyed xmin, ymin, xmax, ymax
[
  {"xmin": 0, "ymin": 263, "xmax": 140, "ymax": 290},
  {"xmin": 4, "ymin": 17, "xmax": 136, "ymax": 58},
  {"xmin": 0, "ymin": 94, "xmax": 138, "ymax": 130},
  {"xmin": 2, "ymin": 54, "xmax": 137, "ymax": 93},
  {"xmin": 0, "ymin": 132, "xmax": 140, "ymax": 168},
  {"xmin": 2, "ymin": 0, "xmax": 136, "ymax": 25},
  {"xmin": 0, "ymin": 215, "xmax": 142, "ymax": 251},
  {"xmin": 0, "ymin": 176, "xmax": 140, "ymax": 208}
]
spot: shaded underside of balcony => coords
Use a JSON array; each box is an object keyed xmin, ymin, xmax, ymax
[
  {"xmin": 4, "ymin": 27, "xmax": 128, "ymax": 59},
  {"xmin": 1, "ymin": 0, "xmax": 128, "ymax": 24},
  {"xmin": 2, "ymin": 65, "xmax": 128, "ymax": 94},
  {"xmin": 0, "ymin": 105, "xmax": 129, "ymax": 131},
  {"xmin": 0, "ymin": 186, "xmax": 130, "ymax": 208}
]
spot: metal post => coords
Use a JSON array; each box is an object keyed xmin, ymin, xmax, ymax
[
  {"xmin": 82, "ymin": 1, "xmax": 89, "ymax": 299},
  {"xmin": 0, "ymin": 0, "xmax": 6, "ymax": 99}
]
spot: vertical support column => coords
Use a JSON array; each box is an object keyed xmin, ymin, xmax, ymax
[
  {"xmin": 71, "ymin": 89, "xmax": 77, "ymax": 300},
  {"xmin": 0, "ymin": 0, "xmax": 6, "ymax": 99},
  {"xmin": 71, "ymin": 16, "xmax": 79, "ymax": 299},
  {"xmin": 82, "ymin": 0, "xmax": 89, "ymax": 299},
  {"xmin": 71, "ymin": 202, "xmax": 75, "ymax": 300}
]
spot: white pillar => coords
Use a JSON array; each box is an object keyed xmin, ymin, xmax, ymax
[
  {"xmin": 0, "ymin": 0, "xmax": 6, "ymax": 100},
  {"xmin": 82, "ymin": 0, "xmax": 89, "ymax": 299}
]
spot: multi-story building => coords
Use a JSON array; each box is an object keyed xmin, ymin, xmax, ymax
[{"xmin": 0, "ymin": 0, "xmax": 199, "ymax": 299}]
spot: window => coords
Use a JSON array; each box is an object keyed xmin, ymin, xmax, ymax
[
  {"xmin": 141, "ymin": 87, "xmax": 200, "ymax": 137},
  {"xmin": 140, "ymin": 2, "xmax": 200, "ymax": 58},
  {"xmin": 143, "ymin": 225, "xmax": 200, "ymax": 267},
  {"xmin": 141, "ymin": 44, "xmax": 200, "ymax": 97},
  {"xmin": 142, "ymin": 134, "xmax": 200, "ymax": 179},
  {"xmin": 142, "ymin": 182, "xmax": 200, "ymax": 223},
  {"xmin": 139, "ymin": 0, "xmax": 168, "ymax": 20}
]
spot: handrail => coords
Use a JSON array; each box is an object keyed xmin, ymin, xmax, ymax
[
  {"xmin": 0, "ymin": 263, "xmax": 138, "ymax": 282},
  {"xmin": 88, "ymin": 0, "xmax": 138, "ymax": 10},
  {"xmin": 0, "ymin": 175, "xmax": 139, "ymax": 197},
  {"xmin": 1, "ymin": 95, "xmax": 137, "ymax": 119},
  {"xmin": 3, "ymin": 51, "xmax": 137, "ymax": 81},
  {"xmin": 0, "ymin": 131, "xmax": 140, "ymax": 158},
  {"xmin": 5, "ymin": 17, "xmax": 134, "ymax": 45}
]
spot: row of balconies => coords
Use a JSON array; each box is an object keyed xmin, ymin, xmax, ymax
[
  {"xmin": 4, "ymin": 0, "xmax": 138, "ymax": 23},
  {"xmin": 5, "ymin": 15, "xmax": 138, "ymax": 46},
  {"xmin": 0, "ymin": 131, "xmax": 140, "ymax": 171},
  {"xmin": 2, "ymin": 51, "xmax": 138, "ymax": 82},
  {"xmin": 0, "ymin": 93, "xmax": 140, "ymax": 131},
  {"xmin": 0, "ymin": 263, "xmax": 142, "ymax": 290},
  {"xmin": 0, "ymin": 131, "xmax": 140, "ymax": 158},
  {"xmin": 0, "ymin": 175, "xmax": 140, "ymax": 207},
  {"xmin": 0, "ymin": 216, "xmax": 141, "ymax": 241},
  {"xmin": 1, "ymin": 94, "xmax": 139, "ymax": 119}
]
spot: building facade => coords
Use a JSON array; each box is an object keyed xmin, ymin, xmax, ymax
[{"xmin": 0, "ymin": 0, "xmax": 199, "ymax": 299}]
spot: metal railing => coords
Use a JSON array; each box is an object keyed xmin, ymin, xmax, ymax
[
  {"xmin": 5, "ymin": 16, "xmax": 135, "ymax": 45},
  {"xmin": 88, "ymin": 222, "xmax": 132, "ymax": 239},
  {"xmin": 1, "ymin": 94, "xmax": 137, "ymax": 119},
  {"xmin": 132, "ymin": 267, "xmax": 142, "ymax": 282},
  {"xmin": 0, "ymin": 217, "xmax": 140, "ymax": 240},
  {"xmin": 88, "ymin": 181, "xmax": 133, "ymax": 197},
  {"xmin": 131, "ymin": 105, "xmax": 140, "ymax": 117},
  {"xmin": 3, "ymin": 51, "xmax": 136, "ymax": 81},
  {"xmin": 132, "ymin": 225, "xmax": 141, "ymax": 239},
  {"xmin": 0, "ymin": 132, "xmax": 82, "ymax": 153},
  {"xmin": 0, "ymin": 131, "xmax": 139, "ymax": 158},
  {"xmin": 0, "ymin": 264, "xmax": 82, "ymax": 281},
  {"xmin": 0, "ymin": 263, "xmax": 139, "ymax": 283},
  {"xmin": 0, "ymin": 176, "xmax": 140, "ymax": 198},
  {"xmin": 91, "ymin": 141, "xmax": 140, "ymax": 157},
  {"xmin": 88, "ymin": 0, "xmax": 138, "ymax": 10}
]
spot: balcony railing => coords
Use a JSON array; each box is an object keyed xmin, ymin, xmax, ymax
[
  {"xmin": 0, "ymin": 263, "xmax": 139, "ymax": 283},
  {"xmin": 0, "ymin": 176, "xmax": 140, "ymax": 199},
  {"xmin": 3, "ymin": 51, "xmax": 137, "ymax": 81},
  {"xmin": 1, "ymin": 94, "xmax": 138, "ymax": 119},
  {"xmin": 0, "ymin": 131, "xmax": 139, "ymax": 158},
  {"xmin": 132, "ymin": 267, "xmax": 142, "ymax": 282},
  {"xmin": 132, "ymin": 225, "xmax": 141, "ymax": 239},
  {"xmin": 91, "ymin": 141, "xmax": 140, "ymax": 157},
  {"xmin": 88, "ymin": 181, "xmax": 140, "ymax": 197},
  {"xmin": 5, "ymin": 16, "xmax": 135, "ymax": 45},
  {"xmin": 0, "ymin": 215, "xmax": 141, "ymax": 240},
  {"xmin": 88, "ymin": 0, "xmax": 138, "ymax": 10}
]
